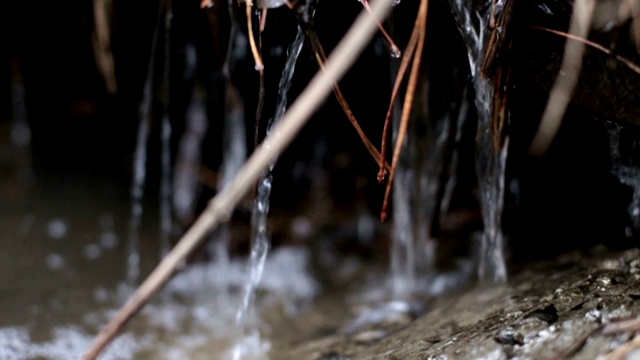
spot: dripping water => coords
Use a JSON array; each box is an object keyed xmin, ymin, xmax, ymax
[
  {"xmin": 389, "ymin": 60, "xmax": 452, "ymax": 298},
  {"xmin": 207, "ymin": 82, "xmax": 247, "ymax": 265},
  {"xmin": 9, "ymin": 58, "xmax": 32, "ymax": 186},
  {"xmin": 390, "ymin": 77, "xmax": 416, "ymax": 298},
  {"xmin": 173, "ymin": 46, "xmax": 205, "ymax": 225},
  {"xmin": 127, "ymin": 0, "xmax": 173, "ymax": 283},
  {"xmin": 229, "ymin": 26, "xmax": 304, "ymax": 360},
  {"xmin": 159, "ymin": 112, "xmax": 172, "ymax": 258},
  {"xmin": 159, "ymin": 0, "xmax": 173, "ymax": 258},
  {"xmin": 440, "ymin": 84, "xmax": 470, "ymax": 214},
  {"xmin": 450, "ymin": 0, "xmax": 508, "ymax": 282},
  {"xmin": 127, "ymin": 99, "xmax": 149, "ymax": 285},
  {"xmin": 608, "ymin": 123, "xmax": 640, "ymax": 231}
]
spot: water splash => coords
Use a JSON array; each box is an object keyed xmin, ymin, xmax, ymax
[
  {"xmin": 450, "ymin": 0, "xmax": 508, "ymax": 282},
  {"xmin": 231, "ymin": 26, "xmax": 305, "ymax": 359}
]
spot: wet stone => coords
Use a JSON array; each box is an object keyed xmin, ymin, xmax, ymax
[
  {"xmin": 352, "ymin": 329, "xmax": 388, "ymax": 344},
  {"xmin": 277, "ymin": 249, "xmax": 640, "ymax": 360},
  {"xmin": 495, "ymin": 327, "xmax": 524, "ymax": 346}
]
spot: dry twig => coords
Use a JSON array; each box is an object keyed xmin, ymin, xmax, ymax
[
  {"xmin": 82, "ymin": 1, "xmax": 393, "ymax": 358},
  {"xmin": 380, "ymin": 0, "xmax": 428, "ymax": 222},
  {"xmin": 530, "ymin": 25, "xmax": 640, "ymax": 75},
  {"xmin": 378, "ymin": 20, "xmax": 420, "ymax": 182},
  {"xmin": 92, "ymin": 0, "xmax": 117, "ymax": 94},
  {"xmin": 310, "ymin": 37, "xmax": 391, "ymax": 172}
]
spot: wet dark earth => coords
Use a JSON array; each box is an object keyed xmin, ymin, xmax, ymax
[{"xmin": 276, "ymin": 248, "xmax": 640, "ymax": 360}]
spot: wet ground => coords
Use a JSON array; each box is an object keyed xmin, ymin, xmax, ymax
[
  {"xmin": 276, "ymin": 248, "xmax": 640, "ymax": 360},
  {"xmin": 3, "ymin": 172, "xmax": 640, "ymax": 360},
  {"xmin": 3, "ymin": 127, "xmax": 640, "ymax": 360}
]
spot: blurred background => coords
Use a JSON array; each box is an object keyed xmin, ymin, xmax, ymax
[{"xmin": 1, "ymin": 0, "xmax": 640, "ymax": 357}]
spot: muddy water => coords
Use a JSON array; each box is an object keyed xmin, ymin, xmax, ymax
[
  {"xmin": 0, "ymin": 168, "xmax": 392, "ymax": 359},
  {"xmin": 2, "ymin": 138, "xmax": 640, "ymax": 360}
]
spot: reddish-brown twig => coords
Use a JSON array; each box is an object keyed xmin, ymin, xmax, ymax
[
  {"xmin": 312, "ymin": 39, "xmax": 390, "ymax": 172},
  {"xmin": 529, "ymin": 25, "xmax": 640, "ymax": 75},
  {"xmin": 360, "ymin": 0, "xmax": 401, "ymax": 57},
  {"xmin": 246, "ymin": 0, "xmax": 265, "ymax": 73},
  {"xmin": 377, "ymin": 16, "xmax": 420, "ymax": 182},
  {"xmin": 380, "ymin": 0, "xmax": 428, "ymax": 222}
]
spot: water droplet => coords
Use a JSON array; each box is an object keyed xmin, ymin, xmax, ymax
[
  {"xmin": 46, "ymin": 253, "xmax": 65, "ymax": 269},
  {"xmin": 83, "ymin": 243, "xmax": 102, "ymax": 260},
  {"xmin": 100, "ymin": 232, "xmax": 118, "ymax": 249},
  {"xmin": 390, "ymin": 47, "xmax": 401, "ymax": 58},
  {"xmin": 10, "ymin": 123, "xmax": 31, "ymax": 147},
  {"xmin": 99, "ymin": 213, "xmax": 114, "ymax": 229},
  {"xmin": 537, "ymin": 3, "xmax": 553, "ymax": 15},
  {"xmin": 47, "ymin": 218, "xmax": 68, "ymax": 240}
]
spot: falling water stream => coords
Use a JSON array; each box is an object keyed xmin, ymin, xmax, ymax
[
  {"xmin": 8, "ymin": 60, "xmax": 32, "ymax": 185},
  {"xmin": 160, "ymin": 115, "xmax": 173, "ymax": 259},
  {"xmin": 159, "ymin": 0, "xmax": 174, "ymax": 260},
  {"xmin": 450, "ymin": 0, "xmax": 508, "ymax": 282},
  {"xmin": 608, "ymin": 123, "xmax": 640, "ymax": 231},
  {"xmin": 229, "ymin": 26, "xmax": 305, "ymax": 360},
  {"xmin": 127, "ymin": 100, "xmax": 150, "ymax": 285}
]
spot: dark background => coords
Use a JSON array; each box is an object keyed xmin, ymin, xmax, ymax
[{"xmin": 1, "ymin": 0, "xmax": 638, "ymax": 266}]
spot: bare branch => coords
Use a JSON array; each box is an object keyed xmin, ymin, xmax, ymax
[{"xmin": 81, "ymin": 1, "xmax": 394, "ymax": 358}]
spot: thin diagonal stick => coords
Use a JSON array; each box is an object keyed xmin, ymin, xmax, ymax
[
  {"xmin": 380, "ymin": 0, "xmax": 428, "ymax": 222},
  {"xmin": 529, "ymin": 0, "xmax": 596, "ymax": 156},
  {"xmin": 81, "ymin": 1, "xmax": 393, "ymax": 358}
]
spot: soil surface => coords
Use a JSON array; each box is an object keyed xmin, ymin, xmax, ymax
[{"xmin": 274, "ymin": 248, "xmax": 640, "ymax": 360}]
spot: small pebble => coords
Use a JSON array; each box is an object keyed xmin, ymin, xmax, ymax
[
  {"xmin": 352, "ymin": 329, "xmax": 387, "ymax": 344},
  {"xmin": 495, "ymin": 327, "xmax": 524, "ymax": 346}
]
